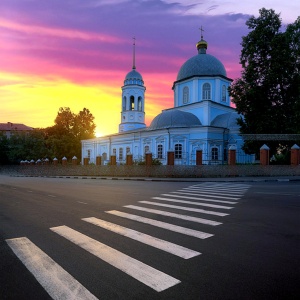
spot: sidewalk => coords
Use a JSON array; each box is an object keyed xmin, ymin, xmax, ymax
[{"xmin": 8, "ymin": 174, "xmax": 300, "ymax": 183}]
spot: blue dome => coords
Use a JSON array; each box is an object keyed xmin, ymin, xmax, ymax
[
  {"xmin": 177, "ymin": 53, "xmax": 227, "ymax": 81},
  {"xmin": 125, "ymin": 69, "xmax": 143, "ymax": 81},
  {"xmin": 211, "ymin": 112, "xmax": 241, "ymax": 129},
  {"xmin": 148, "ymin": 110, "xmax": 201, "ymax": 130},
  {"xmin": 124, "ymin": 68, "xmax": 144, "ymax": 86}
]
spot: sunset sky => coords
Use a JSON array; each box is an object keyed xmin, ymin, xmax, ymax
[{"xmin": 0, "ymin": 1, "xmax": 298, "ymax": 137}]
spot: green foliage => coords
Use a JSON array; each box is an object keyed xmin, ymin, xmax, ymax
[
  {"xmin": 3, "ymin": 107, "xmax": 96, "ymax": 164},
  {"xmin": 229, "ymin": 8, "xmax": 300, "ymax": 154},
  {"xmin": 134, "ymin": 158, "xmax": 162, "ymax": 165}
]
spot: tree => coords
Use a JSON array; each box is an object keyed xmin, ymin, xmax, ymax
[
  {"xmin": 45, "ymin": 107, "xmax": 96, "ymax": 159},
  {"xmin": 229, "ymin": 8, "xmax": 300, "ymax": 154}
]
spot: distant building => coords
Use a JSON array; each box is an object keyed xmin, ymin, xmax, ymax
[
  {"xmin": 81, "ymin": 35, "xmax": 254, "ymax": 165},
  {"xmin": 0, "ymin": 122, "xmax": 33, "ymax": 138}
]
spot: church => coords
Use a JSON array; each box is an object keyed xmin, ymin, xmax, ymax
[{"xmin": 81, "ymin": 34, "xmax": 254, "ymax": 165}]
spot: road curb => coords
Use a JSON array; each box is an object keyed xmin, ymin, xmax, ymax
[{"xmin": 9, "ymin": 174, "xmax": 300, "ymax": 183}]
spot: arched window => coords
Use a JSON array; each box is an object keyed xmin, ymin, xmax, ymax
[
  {"xmin": 222, "ymin": 85, "xmax": 226, "ymax": 102},
  {"xmin": 130, "ymin": 95, "xmax": 135, "ymax": 110},
  {"xmin": 211, "ymin": 147, "xmax": 218, "ymax": 160},
  {"xmin": 175, "ymin": 144, "xmax": 182, "ymax": 159},
  {"xmin": 157, "ymin": 144, "xmax": 163, "ymax": 159},
  {"xmin": 102, "ymin": 152, "xmax": 107, "ymax": 161},
  {"xmin": 138, "ymin": 96, "xmax": 142, "ymax": 111},
  {"xmin": 202, "ymin": 83, "xmax": 211, "ymax": 100},
  {"xmin": 183, "ymin": 86, "xmax": 189, "ymax": 104},
  {"xmin": 119, "ymin": 148, "xmax": 123, "ymax": 160}
]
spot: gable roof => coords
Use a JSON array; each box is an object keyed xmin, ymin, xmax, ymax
[{"xmin": 0, "ymin": 122, "xmax": 33, "ymax": 131}]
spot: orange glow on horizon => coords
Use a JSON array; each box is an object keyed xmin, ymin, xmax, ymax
[{"xmin": 0, "ymin": 70, "xmax": 175, "ymax": 137}]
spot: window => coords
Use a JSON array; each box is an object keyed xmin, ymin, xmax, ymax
[
  {"xmin": 87, "ymin": 149, "xmax": 91, "ymax": 159},
  {"xmin": 183, "ymin": 86, "xmax": 189, "ymax": 104},
  {"xmin": 112, "ymin": 148, "xmax": 116, "ymax": 156},
  {"xmin": 102, "ymin": 152, "xmax": 107, "ymax": 160},
  {"xmin": 126, "ymin": 147, "xmax": 131, "ymax": 154},
  {"xmin": 157, "ymin": 144, "xmax": 163, "ymax": 159},
  {"xmin": 175, "ymin": 144, "xmax": 182, "ymax": 159},
  {"xmin": 144, "ymin": 145, "xmax": 150, "ymax": 154},
  {"xmin": 222, "ymin": 85, "xmax": 226, "ymax": 102},
  {"xmin": 211, "ymin": 147, "xmax": 218, "ymax": 160},
  {"xmin": 202, "ymin": 83, "xmax": 211, "ymax": 100},
  {"xmin": 138, "ymin": 96, "xmax": 142, "ymax": 111},
  {"xmin": 119, "ymin": 148, "xmax": 123, "ymax": 160},
  {"xmin": 130, "ymin": 95, "xmax": 134, "ymax": 110}
]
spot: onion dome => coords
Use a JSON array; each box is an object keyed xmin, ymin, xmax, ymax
[
  {"xmin": 176, "ymin": 38, "xmax": 227, "ymax": 81},
  {"xmin": 148, "ymin": 110, "xmax": 201, "ymax": 130}
]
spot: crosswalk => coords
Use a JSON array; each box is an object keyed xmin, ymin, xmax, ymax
[{"xmin": 6, "ymin": 182, "xmax": 250, "ymax": 298}]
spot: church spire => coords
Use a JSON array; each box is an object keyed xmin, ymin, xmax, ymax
[
  {"xmin": 196, "ymin": 26, "xmax": 208, "ymax": 54},
  {"xmin": 132, "ymin": 37, "xmax": 136, "ymax": 70}
]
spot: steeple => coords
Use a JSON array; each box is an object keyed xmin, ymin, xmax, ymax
[
  {"xmin": 132, "ymin": 37, "xmax": 136, "ymax": 70},
  {"xmin": 196, "ymin": 26, "xmax": 208, "ymax": 54},
  {"xmin": 119, "ymin": 38, "xmax": 146, "ymax": 133}
]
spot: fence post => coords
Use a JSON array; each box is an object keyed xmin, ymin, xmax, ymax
[
  {"xmin": 62, "ymin": 157, "xmax": 67, "ymax": 166},
  {"xmin": 53, "ymin": 157, "xmax": 58, "ymax": 165},
  {"xmin": 96, "ymin": 156, "xmax": 102, "ymax": 166},
  {"xmin": 260, "ymin": 144, "xmax": 270, "ymax": 165},
  {"xmin": 167, "ymin": 151, "xmax": 175, "ymax": 165},
  {"xmin": 72, "ymin": 156, "xmax": 78, "ymax": 165},
  {"xmin": 228, "ymin": 145, "xmax": 236, "ymax": 165},
  {"xmin": 291, "ymin": 144, "xmax": 300, "ymax": 166},
  {"xmin": 110, "ymin": 155, "xmax": 116, "ymax": 165},
  {"xmin": 196, "ymin": 150, "xmax": 202, "ymax": 165},
  {"xmin": 83, "ymin": 157, "xmax": 89, "ymax": 165},
  {"xmin": 145, "ymin": 152, "xmax": 152, "ymax": 166},
  {"xmin": 126, "ymin": 153, "xmax": 133, "ymax": 165}
]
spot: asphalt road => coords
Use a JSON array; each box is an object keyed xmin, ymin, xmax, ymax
[{"xmin": 0, "ymin": 175, "xmax": 299, "ymax": 300}]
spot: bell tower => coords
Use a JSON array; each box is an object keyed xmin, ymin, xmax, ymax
[{"xmin": 119, "ymin": 38, "xmax": 146, "ymax": 133}]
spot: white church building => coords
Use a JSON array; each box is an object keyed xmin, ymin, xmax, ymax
[{"xmin": 81, "ymin": 35, "xmax": 254, "ymax": 165}]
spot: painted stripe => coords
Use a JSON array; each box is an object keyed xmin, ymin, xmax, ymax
[
  {"xmin": 50, "ymin": 226, "xmax": 180, "ymax": 292},
  {"xmin": 166, "ymin": 193, "xmax": 238, "ymax": 203},
  {"xmin": 180, "ymin": 188, "xmax": 244, "ymax": 196},
  {"xmin": 193, "ymin": 183, "xmax": 250, "ymax": 187},
  {"xmin": 106, "ymin": 210, "xmax": 213, "ymax": 239},
  {"xmin": 6, "ymin": 237, "xmax": 98, "ymax": 300},
  {"xmin": 139, "ymin": 201, "xmax": 229, "ymax": 216},
  {"xmin": 82, "ymin": 217, "xmax": 200, "ymax": 259},
  {"xmin": 187, "ymin": 186, "xmax": 248, "ymax": 193},
  {"xmin": 194, "ymin": 183, "xmax": 250, "ymax": 188},
  {"xmin": 124, "ymin": 205, "xmax": 222, "ymax": 225},
  {"xmin": 192, "ymin": 185, "xmax": 249, "ymax": 191},
  {"xmin": 151, "ymin": 197, "xmax": 233, "ymax": 210},
  {"xmin": 177, "ymin": 190, "xmax": 241, "ymax": 200}
]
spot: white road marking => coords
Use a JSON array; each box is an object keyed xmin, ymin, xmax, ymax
[
  {"xmin": 50, "ymin": 226, "xmax": 180, "ymax": 292},
  {"xmin": 150, "ymin": 198, "xmax": 233, "ymax": 210},
  {"xmin": 124, "ymin": 205, "xmax": 223, "ymax": 225},
  {"xmin": 82, "ymin": 217, "xmax": 200, "ymax": 259},
  {"xmin": 165, "ymin": 193, "xmax": 238, "ymax": 203},
  {"xmin": 6, "ymin": 237, "xmax": 98, "ymax": 300},
  {"xmin": 106, "ymin": 210, "xmax": 213, "ymax": 239},
  {"xmin": 77, "ymin": 201, "xmax": 88, "ymax": 205},
  {"xmin": 186, "ymin": 186, "xmax": 248, "ymax": 193},
  {"xmin": 139, "ymin": 201, "xmax": 229, "ymax": 216},
  {"xmin": 47, "ymin": 194, "xmax": 56, "ymax": 198},
  {"xmin": 194, "ymin": 183, "xmax": 250, "ymax": 188},
  {"xmin": 176, "ymin": 190, "xmax": 241, "ymax": 200}
]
